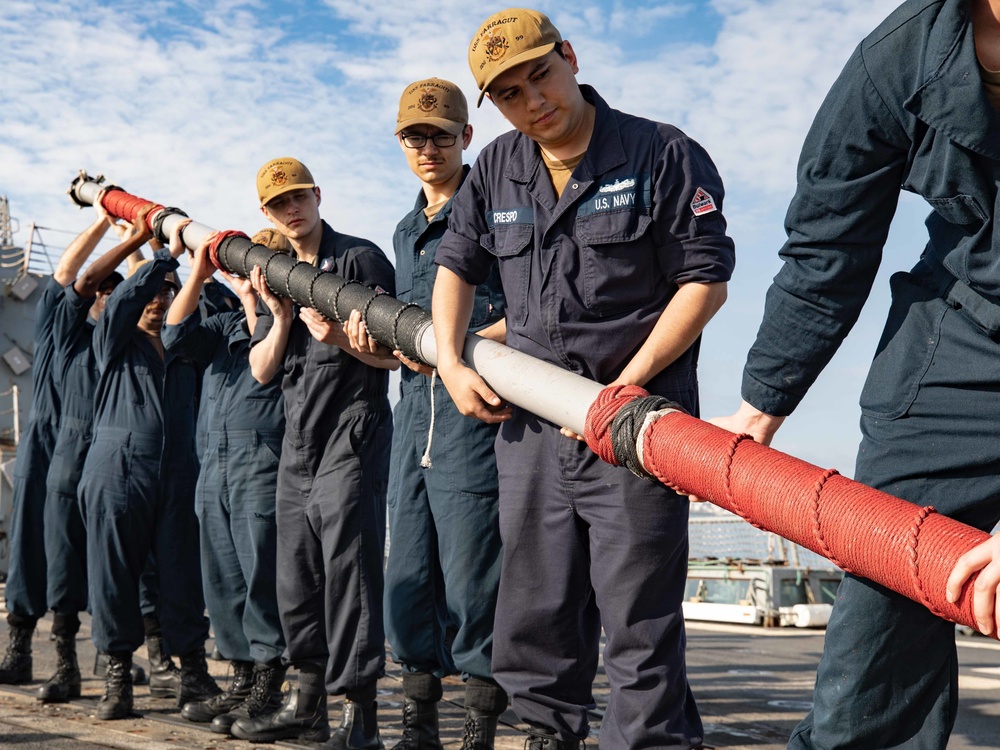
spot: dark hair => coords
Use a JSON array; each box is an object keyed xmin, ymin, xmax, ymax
[{"xmin": 554, "ymin": 40, "xmax": 567, "ymax": 60}]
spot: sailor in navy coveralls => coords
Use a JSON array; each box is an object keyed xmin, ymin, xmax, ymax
[
  {"xmin": 79, "ymin": 218, "xmax": 219, "ymax": 720},
  {"xmin": 433, "ymin": 10, "xmax": 734, "ymax": 749},
  {"xmin": 162, "ymin": 231, "xmax": 286, "ymax": 732},
  {"xmin": 346, "ymin": 78, "xmax": 509, "ymax": 748},
  {"xmin": 236, "ymin": 157, "xmax": 397, "ymax": 748},
  {"xmin": 715, "ymin": 1, "xmax": 1000, "ymax": 747},
  {"xmin": 1, "ymin": 196, "xmax": 122, "ymax": 692}
]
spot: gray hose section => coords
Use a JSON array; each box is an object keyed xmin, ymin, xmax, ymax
[{"xmin": 70, "ymin": 176, "xmax": 601, "ymax": 434}]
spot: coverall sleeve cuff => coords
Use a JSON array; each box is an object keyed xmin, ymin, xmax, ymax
[
  {"xmin": 434, "ymin": 233, "xmax": 491, "ymax": 287},
  {"xmin": 160, "ymin": 307, "xmax": 204, "ymax": 353},
  {"xmin": 741, "ymin": 370, "xmax": 803, "ymax": 418},
  {"xmin": 63, "ymin": 281, "xmax": 94, "ymax": 309}
]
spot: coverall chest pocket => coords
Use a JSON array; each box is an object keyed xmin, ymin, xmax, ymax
[
  {"xmin": 576, "ymin": 211, "xmax": 656, "ymax": 316},
  {"xmin": 481, "ymin": 224, "xmax": 532, "ymax": 327},
  {"xmin": 394, "ymin": 258, "xmax": 414, "ymax": 304},
  {"xmin": 310, "ymin": 340, "xmax": 343, "ymax": 369}
]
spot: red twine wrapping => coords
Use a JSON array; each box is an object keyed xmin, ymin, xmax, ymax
[
  {"xmin": 208, "ymin": 230, "xmax": 250, "ymax": 272},
  {"xmin": 582, "ymin": 384, "xmax": 997, "ymax": 638},
  {"xmin": 99, "ymin": 190, "xmax": 163, "ymax": 233}
]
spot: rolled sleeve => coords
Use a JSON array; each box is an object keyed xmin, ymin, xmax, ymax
[
  {"xmin": 50, "ymin": 282, "xmax": 95, "ymax": 350},
  {"xmin": 162, "ymin": 309, "xmax": 229, "ymax": 364},
  {"xmin": 653, "ymin": 131, "xmax": 736, "ymax": 286},
  {"xmin": 94, "ymin": 249, "xmax": 179, "ymax": 367},
  {"xmin": 435, "ymin": 163, "xmax": 496, "ymax": 286}
]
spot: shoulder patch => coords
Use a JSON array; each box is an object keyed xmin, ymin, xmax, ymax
[{"xmin": 690, "ymin": 187, "xmax": 717, "ymax": 217}]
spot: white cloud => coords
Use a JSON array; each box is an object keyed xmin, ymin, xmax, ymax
[
  {"xmin": 0, "ymin": 0, "xmax": 926, "ymax": 465},
  {"xmin": 2, "ymin": 0, "xmax": 901, "ymax": 249}
]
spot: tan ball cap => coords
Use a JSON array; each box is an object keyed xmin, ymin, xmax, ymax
[
  {"xmin": 251, "ymin": 227, "xmax": 291, "ymax": 253},
  {"xmin": 396, "ymin": 78, "xmax": 469, "ymax": 135},
  {"xmin": 468, "ymin": 8, "xmax": 562, "ymax": 106},
  {"xmin": 257, "ymin": 157, "xmax": 315, "ymax": 206}
]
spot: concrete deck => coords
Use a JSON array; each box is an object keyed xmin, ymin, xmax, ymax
[{"xmin": 1, "ymin": 588, "xmax": 999, "ymax": 748}]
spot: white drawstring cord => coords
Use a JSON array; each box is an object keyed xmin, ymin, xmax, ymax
[{"xmin": 420, "ymin": 369, "xmax": 437, "ymax": 468}]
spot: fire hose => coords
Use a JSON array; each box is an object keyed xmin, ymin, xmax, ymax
[{"xmin": 69, "ymin": 171, "xmax": 997, "ymax": 639}]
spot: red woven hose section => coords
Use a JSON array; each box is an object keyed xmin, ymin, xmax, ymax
[
  {"xmin": 99, "ymin": 190, "xmax": 164, "ymax": 234},
  {"xmin": 208, "ymin": 230, "xmax": 250, "ymax": 272},
  {"xmin": 584, "ymin": 385, "xmax": 995, "ymax": 638}
]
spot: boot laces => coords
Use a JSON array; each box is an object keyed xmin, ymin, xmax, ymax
[
  {"xmin": 242, "ymin": 666, "xmax": 277, "ymax": 715},
  {"xmin": 52, "ymin": 638, "xmax": 77, "ymax": 680},
  {"xmin": 102, "ymin": 657, "xmax": 130, "ymax": 699},
  {"xmin": 397, "ymin": 700, "xmax": 418, "ymax": 745},
  {"xmin": 462, "ymin": 713, "xmax": 483, "ymax": 746},
  {"xmin": 0, "ymin": 628, "xmax": 30, "ymax": 668},
  {"xmin": 204, "ymin": 663, "xmax": 253, "ymax": 708}
]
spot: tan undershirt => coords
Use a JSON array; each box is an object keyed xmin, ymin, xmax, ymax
[
  {"xmin": 424, "ymin": 199, "xmax": 448, "ymax": 222},
  {"xmin": 980, "ymin": 61, "xmax": 1000, "ymax": 114},
  {"xmin": 542, "ymin": 152, "xmax": 586, "ymax": 199}
]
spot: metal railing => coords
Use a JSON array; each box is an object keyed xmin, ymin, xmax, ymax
[{"xmin": 0, "ymin": 385, "xmax": 19, "ymax": 448}]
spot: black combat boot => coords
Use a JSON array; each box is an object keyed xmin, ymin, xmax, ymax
[
  {"xmin": 181, "ymin": 659, "xmax": 253, "ymax": 722},
  {"xmin": 95, "ymin": 651, "xmax": 147, "ymax": 684},
  {"xmin": 37, "ymin": 635, "xmax": 81, "ymax": 702},
  {"xmin": 0, "ymin": 621, "xmax": 34, "ymax": 684},
  {"xmin": 97, "ymin": 652, "xmax": 134, "ymax": 720},
  {"xmin": 146, "ymin": 633, "xmax": 182, "ymax": 698},
  {"xmin": 322, "ymin": 699, "xmax": 384, "ymax": 750},
  {"xmin": 391, "ymin": 672, "xmax": 442, "ymax": 750},
  {"xmin": 462, "ymin": 709, "xmax": 500, "ymax": 750},
  {"xmin": 525, "ymin": 735, "xmax": 581, "ymax": 750},
  {"xmin": 460, "ymin": 677, "xmax": 508, "ymax": 750},
  {"xmin": 392, "ymin": 698, "xmax": 442, "ymax": 750},
  {"xmin": 177, "ymin": 649, "xmax": 223, "ymax": 707},
  {"xmin": 211, "ymin": 661, "xmax": 286, "ymax": 735},
  {"xmin": 230, "ymin": 684, "xmax": 330, "ymax": 743}
]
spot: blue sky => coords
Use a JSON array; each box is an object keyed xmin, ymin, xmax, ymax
[{"xmin": 0, "ymin": 0, "xmax": 925, "ymax": 474}]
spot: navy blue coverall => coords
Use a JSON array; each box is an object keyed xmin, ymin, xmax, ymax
[
  {"xmin": 42, "ymin": 283, "xmax": 102, "ymax": 620},
  {"xmin": 162, "ymin": 310, "xmax": 285, "ymax": 665},
  {"xmin": 193, "ymin": 281, "xmax": 240, "ymax": 457},
  {"xmin": 741, "ymin": 2, "xmax": 1000, "ymax": 748},
  {"xmin": 5, "ymin": 278, "xmax": 65, "ymax": 627},
  {"xmin": 140, "ymin": 281, "xmax": 239, "ymax": 624},
  {"xmin": 435, "ymin": 85, "xmax": 736, "ymax": 749},
  {"xmin": 250, "ymin": 221, "xmax": 395, "ymax": 696},
  {"xmin": 385, "ymin": 171, "xmax": 506, "ymax": 681},
  {"xmin": 78, "ymin": 249, "xmax": 208, "ymax": 656}
]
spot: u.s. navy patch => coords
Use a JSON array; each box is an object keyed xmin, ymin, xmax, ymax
[
  {"xmin": 690, "ymin": 187, "xmax": 717, "ymax": 216},
  {"xmin": 577, "ymin": 175, "xmax": 649, "ymax": 218}
]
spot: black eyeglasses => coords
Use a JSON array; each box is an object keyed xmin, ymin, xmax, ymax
[{"xmin": 401, "ymin": 133, "xmax": 458, "ymax": 149}]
